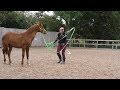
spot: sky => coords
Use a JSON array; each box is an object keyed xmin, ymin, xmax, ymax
[
  {"xmin": 44, "ymin": 11, "xmax": 54, "ymax": 16},
  {"xmin": 29, "ymin": 11, "xmax": 54, "ymax": 16},
  {"xmin": 28, "ymin": 11, "xmax": 66, "ymax": 24}
]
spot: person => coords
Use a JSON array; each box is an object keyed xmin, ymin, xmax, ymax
[{"xmin": 54, "ymin": 26, "xmax": 67, "ymax": 64}]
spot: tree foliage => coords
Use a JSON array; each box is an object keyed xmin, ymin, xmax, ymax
[
  {"xmin": 0, "ymin": 11, "xmax": 37, "ymax": 29},
  {"xmin": 54, "ymin": 11, "xmax": 120, "ymax": 40},
  {"xmin": 1, "ymin": 11, "xmax": 120, "ymax": 40}
]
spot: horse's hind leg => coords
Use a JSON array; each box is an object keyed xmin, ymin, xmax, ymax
[
  {"xmin": 8, "ymin": 45, "xmax": 12, "ymax": 65},
  {"xmin": 26, "ymin": 47, "xmax": 30, "ymax": 65},
  {"xmin": 2, "ymin": 48, "xmax": 6, "ymax": 64}
]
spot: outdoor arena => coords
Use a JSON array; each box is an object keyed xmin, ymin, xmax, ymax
[
  {"xmin": 1, "ymin": 27, "xmax": 120, "ymax": 79},
  {"xmin": 0, "ymin": 47, "xmax": 120, "ymax": 79}
]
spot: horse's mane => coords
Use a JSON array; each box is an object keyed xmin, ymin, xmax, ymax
[{"xmin": 24, "ymin": 24, "xmax": 39, "ymax": 34}]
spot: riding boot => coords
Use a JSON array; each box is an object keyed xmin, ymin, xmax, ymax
[
  {"xmin": 57, "ymin": 52, "xmax": 62, "ymax": 63},
  {"xmin": 61, "ymin": 57, "xmax": 65, "ymax": 64},
  {"xmin": 63, "ymin": 57, "xmax": 65, "ymax": 62}
]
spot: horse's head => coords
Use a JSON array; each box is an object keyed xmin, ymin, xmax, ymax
[{"xmin": 37, "ymin": 22, "xmax": 47, "ymax": 34}]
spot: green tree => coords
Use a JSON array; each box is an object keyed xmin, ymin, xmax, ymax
[
  {"xmin": 42, "ymin": 15, "xmax": 63, "ymax": 31},
  {"xmin": 34, "ymin": 11, "xmax": 63, "ymax": 32},
  {"xmin": 79, "ymin": 11, "xmax": 120, "ymax": 39},
  {"xmin": 0, "ymin": 11, "xmax": 38, "ymax": 29},
  {"xmin": 54, "ymin": 11, "xmax": 83, "ymax": 38},
  {"xmin": 54, "ymin": 11, "xmax": 120, "ymax": 39}
]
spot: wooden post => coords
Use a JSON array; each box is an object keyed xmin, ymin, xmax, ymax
[
  {"xmin": 84, "ymin": 40, "xmax": 85, "ymax": 48},
  {"xmin": 116, "ymin": 45, "xmax": 117, "ymax": 49},
  {"xmin": 111, "ymin": 41, "xmax": 113, "ymax": 49},
  {"xmin": 96, "ymin": 41, "xmax": 98, "ymax": 48},
  {"xmin": 70, "ymin": 39, "xmax": 72, "ymax": 47},
  {"xmin": 79, "ymin": 39, "xmax": 81, "ymax": 47}
]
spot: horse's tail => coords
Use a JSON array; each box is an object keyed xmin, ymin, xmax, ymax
[{"xmin": 2, "ymin": 34, "xmax": 9, "ymax": 55}]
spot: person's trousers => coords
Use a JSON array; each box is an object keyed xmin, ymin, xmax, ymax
[{"xmin": 57, "ymin": 43, "xmax": 66, "ymax": 62}]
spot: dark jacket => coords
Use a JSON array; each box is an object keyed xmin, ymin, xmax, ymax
[{"xmin": 55, "ymin": 32, "xmax": 67, "ymax": 44}]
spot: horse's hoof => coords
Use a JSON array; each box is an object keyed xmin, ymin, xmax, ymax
[
  {"xmin": 4, "ymin": 59, "xmax": 6, "ymax": 64},
  {"xmin": 27, "ymin": 63, "xmax": 30, "ymax": 66},
  {"xmin": 9, "ymin": 63, "xmax": 12, "ymax": 65},
  {"xmin": 21, "ymin": 62, "xmax": 23, "ymax": 65},
  {"xmin": 21, "ymin": 63, "xmax": 24, "ymax": 66},
  {"xmin": 21, "ymin": 64, "xmax": 24, "ymax": 67}
]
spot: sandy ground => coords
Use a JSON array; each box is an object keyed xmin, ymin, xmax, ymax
[{"xmin": 0, "ymin": 47, "xmax": 120, "ymax": 79}]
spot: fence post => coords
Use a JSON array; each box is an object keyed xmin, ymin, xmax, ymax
[
  {"xmin": 116, "ymin": 45, "xmax": 117, "ymax": 49},
  {"xmin": 96, "ymin": 41, "xmax": 98, "ymax": 48},
  {"xmin": 112, "ymin": 41, "xmax": 114, "ymax": 49},
  {"xmin": 70, "ymin": 39, "xmax": 72, "ymax": 47},
  {"xmin": 79, "ymin": 39, "xmax": 80, "ymax": 47},
  {"xmin": 84, "ymin": 40, "xmax": 85, "ymax": 48}
]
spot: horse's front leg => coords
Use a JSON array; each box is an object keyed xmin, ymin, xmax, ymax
[{"xmin": 21, "ymin": 48, "xmax": 25, "ymax": 66}]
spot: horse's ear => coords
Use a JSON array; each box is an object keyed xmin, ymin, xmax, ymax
[{"xmin": 38, "ymin": 22, "xmax": 43, "ymax": 27}]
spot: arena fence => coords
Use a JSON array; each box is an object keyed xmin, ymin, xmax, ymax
[
  {"xmin": 1, "ymin": 27, "xmax": 120, "ymax": 49},
  {"xmin": 67, "ymin": 39, "xmax": 120, "ymax": 49}
]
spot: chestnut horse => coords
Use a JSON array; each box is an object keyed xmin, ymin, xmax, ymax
[{"xmin": 2, "ymin": 22, "xmax": 46, "ymax": 66}]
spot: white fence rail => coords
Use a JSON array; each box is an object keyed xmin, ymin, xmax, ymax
[{"xmin": 68, "ymin": 39, "xmax": 120, "ymax": 49}]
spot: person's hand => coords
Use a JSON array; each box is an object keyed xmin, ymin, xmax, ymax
[
  {"xmin": 50, "ymin": 41, "xmax": 55, "ymax": 47},
  {"xmin": 47, "ymin": 41, "xmax": 55, "ymax": 47}
]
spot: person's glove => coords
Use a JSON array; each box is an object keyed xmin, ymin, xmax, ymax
[{"xmin": 47, "ymin": 41, "xmax": 55, "ymax": 47}]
